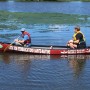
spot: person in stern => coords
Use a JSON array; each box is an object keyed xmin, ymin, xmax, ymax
[
  {"xmin": 14, "ymin": 28, "xmax": 31, "ymax": 47},
  {"xmin": 67, "ymin": 26, "xmax": 86, "ymax": 49}
]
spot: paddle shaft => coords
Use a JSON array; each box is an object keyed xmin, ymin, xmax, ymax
[{"xmin": 4, "ymin": 36, "xmax": 20, "ymax": 52}]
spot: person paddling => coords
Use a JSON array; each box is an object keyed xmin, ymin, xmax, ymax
[
  {"xmin": 67, "ymin": 26, "xmax": 86, "ymax": 49},
  {"xmin": 14, "ymin": 28, "xmax": 31, "ymax": 47}
]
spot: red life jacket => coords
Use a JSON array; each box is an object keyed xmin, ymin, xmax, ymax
[{"xmin": 21, "ymin": 31, "xmax": 31, "ymax": 44}]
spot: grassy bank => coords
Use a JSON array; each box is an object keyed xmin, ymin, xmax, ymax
[{"xmin": 0, "ymin": 11, "xmax": 90, "ymax": 29}]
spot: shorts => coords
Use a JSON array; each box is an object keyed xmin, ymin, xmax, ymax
[{"xmin": 77, "ymin": 42, "xmax": 86, "ymax": 49}]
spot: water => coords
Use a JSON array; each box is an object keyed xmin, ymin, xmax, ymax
[
  {"xmin": 0, "ymin": 1, "xmax": 90, "ymax": 90},
  {"xmin": 1, "ymin": 24, "xmax": 90, "ymax": 46},
  {"xmin": 0, "ymin": 2, "xmax": 90, "ymax": 15},
  {"xmin": 0, "ymin": 53, "xmax": 90, "ymax": 90}
]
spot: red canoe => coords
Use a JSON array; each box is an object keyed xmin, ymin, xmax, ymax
[{"xmin": 0, "ymin": 42, "xmax": 90, "ymax": 55}]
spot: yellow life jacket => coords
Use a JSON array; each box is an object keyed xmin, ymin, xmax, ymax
[{"xmin": 73, "ymin": 31, "xmax": 85, "ymax": 41}]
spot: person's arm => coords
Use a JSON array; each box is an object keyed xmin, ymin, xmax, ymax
[
  {"xmin": 18, "ymin": 35, "xmax": 28, "ymax": 43},
  {"xmin": 73, "ymin": 40, "xmax": 79, "ymax": 44},
  {"xmin": 17, "ymin": 40, "xmax": 24, "ymax": 43},
  {"xmin": 15, "ymin": 35, "xmax": 29, "ymax": 43},
  {"xmin": 73, "ymin": 33, "xmax": 82, "ymax": 44},
  {"xmin": 15, "ymin": 39, "xmax": 24, "ymax": 43}
]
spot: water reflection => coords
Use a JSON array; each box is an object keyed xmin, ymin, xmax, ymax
[
  {"xmin": 0, "ymin": 53, "xmax": 90, "ymax": 78},
  {"xmin": 67, "ymin": 55, "xmax": 87, "ymax": 78},
  {"xmin": 0, "ymin": 53, "xmax": 90, "ymax": 89},
  {"xmin": 0, "ymin": 53, "xmax": 51, "ymax": 63}
]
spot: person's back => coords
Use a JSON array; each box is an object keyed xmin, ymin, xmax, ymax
[
  {"xmin": 23, "ymin": 34, "xmax": 31, "ymax": 47},
  {"xmin": 75, "ymin": 31, "xmax": 86, "ymax": 48}
]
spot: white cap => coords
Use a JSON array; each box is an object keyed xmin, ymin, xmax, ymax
[{"xmin": 21, "ymin": 28, "xmax": 25, "ymax": 32}]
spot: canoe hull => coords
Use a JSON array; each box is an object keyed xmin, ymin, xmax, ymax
[{"xmin": 0, "ymin": 42, "xmax": 90, "ymax": 55}]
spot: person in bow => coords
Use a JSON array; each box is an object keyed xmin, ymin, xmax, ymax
[
  {"xmin": 67, "ymin": 26, "xmax": 86, "ymax": 49},
  {"xmin": 15, "ymin": 28, "xmax": 31, "ymax": 47}
]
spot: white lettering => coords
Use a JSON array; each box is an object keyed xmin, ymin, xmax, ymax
[
  {"xmin": 68, "ymin": 50, "xmax": 76, "ymax": 54},
  {"xmin": 9, "ymin": 46, "xmax": 50, "ymax": 54},
  {"xmin": 13, "ymin": 46, "xmax": 17, "ymax": 50},
  {"xmin": 9, "ymin": 46, "xmax": 13, "ymax": 49}
]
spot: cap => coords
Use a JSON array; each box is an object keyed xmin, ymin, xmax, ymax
[{"xmin": 21, "ymin": 28, "xmax": 26, "ymax": 32}]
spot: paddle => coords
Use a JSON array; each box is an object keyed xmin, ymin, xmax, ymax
[{"xmin": 4, "ymin": 36, "xmax": 20, "ymax": 52}]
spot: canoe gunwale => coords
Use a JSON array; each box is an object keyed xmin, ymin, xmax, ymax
[{"xmin": 0, "ymin": 42, "xmax": 90, "ymax": 55}]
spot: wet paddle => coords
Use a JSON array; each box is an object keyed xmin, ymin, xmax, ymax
[{"xmin": 4, "ymin": 36, "xmax": 20, "ymax": 52}]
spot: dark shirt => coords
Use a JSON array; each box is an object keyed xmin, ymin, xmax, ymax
[
  {"xmin": 75, "ymin": 33, "xmax": 84, "ymax": 42},
  {"xmin": 75, "ymin": 33, "xmax": 86, "ymax": 48}
]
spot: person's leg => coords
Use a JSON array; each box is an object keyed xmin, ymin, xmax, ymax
[
  {"xmin": 14, "ymin": 42, "xmax": 22, "ymax": 46},
  {"xmin": 67, "ymin": 40, "xmax": 73, "ymax": 46},
  {"xmin": 77, "ymin": 42, "xmax": 86, "ymax": 49},
  {"xmin": 24, "ymin": 43, "xmax": 31, "ymax": 47},
  {"xmin": 69, "ymin": 43, "xmax": 77, "ymax": 49}
]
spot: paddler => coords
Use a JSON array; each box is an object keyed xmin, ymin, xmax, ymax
[
  {"xmin": 14, "ymin": 28, "xmax": 31, "ymax": 47},
  {"xmin": 67, "ymin": 26, "xmax": 86, "ymax": 49}
]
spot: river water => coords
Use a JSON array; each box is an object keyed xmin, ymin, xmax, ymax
[
  {"xmin": 0, "ymin": 1, "xmax": 90, "ymax": 15},
  {"xmin": 0, "ymin": 1, "xmax": 90, "ymax": 90},
  {"xmin": 1, "ymin": 53, "xmax": 90, "ymax": 90}
]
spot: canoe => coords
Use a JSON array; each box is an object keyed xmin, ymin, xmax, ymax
[{"xmin": 0, "ymin": 42, "xmax": 90, "ymax": 55}]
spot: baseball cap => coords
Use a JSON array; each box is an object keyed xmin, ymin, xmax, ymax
[{"xmin": 21, "ymin": 28, "xmax": 26, "ymax": 32}]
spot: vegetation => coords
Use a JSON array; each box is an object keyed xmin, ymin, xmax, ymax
[
  {"xmin": 15, "ymin": 0, "xmax": 72, "ymax": 1},
  {"xmin": 15, "ymin": 0, "xmax": 90, "ymax": 1},
  {"xmin": 0, "ymin": 10, "xmax": 90, "ymax": 32},
  {"xmin": 0, "ymin": 0, "xmax": 7, "ymax": 1},
  {"xmin": 81, "ymin": 0, "xmax": 90, "ymax": 1},
  {"xmin": 0, "ymin": 0, "xmax": 90, "ymax": 2},
  {"xmin": 0, "ymin": 11, "xmax": 88, "ymax": 24}
]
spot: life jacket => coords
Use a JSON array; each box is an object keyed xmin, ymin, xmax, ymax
[
  {"xmin": 21, "ymin": 31, "xmax": 31, "ymax": 44},
  {"xmin": 73, "ymin": 31, "xmax": 85, "ymax": 42}
]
